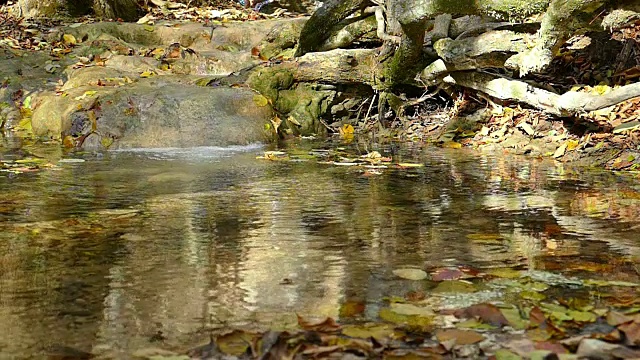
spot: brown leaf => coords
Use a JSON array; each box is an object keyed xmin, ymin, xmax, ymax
[
  {"xmin": 618, "ymin": 321, "xmax": 640, "ymax": 346},
  {"xmin": 607, "ymin": 311, "xmax": 633, "ymax": 327},
  {"xmin": 296, "ymin": 314, "xmax": 341, "ymax": 333},
  {"xmin": 535, "ymin": 341, "xmax": 568, "ymax": 354},
  {"xmin": 454, "ymin": 303, "xmax": 510, "ymax": 327},
  {"xmin": 529, "ymin": 306, "xmax": 546, "ymax": 327},
  {"xmin": 435, "ymin": 329, "xmax": 484, "ymax": 345},
  {"xmin": 431, "ymin": 268, "xmax": 465, "ymax": 282}
]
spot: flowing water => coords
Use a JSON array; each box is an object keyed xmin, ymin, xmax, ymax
[{"xmin": 1, "ymin": 139, "xmax": 639, "ymax": 358}]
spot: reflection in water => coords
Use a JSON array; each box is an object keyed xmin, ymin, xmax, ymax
[{"xmin": 0, "ymin": 144, "xmax": 639, "ymax": 358}]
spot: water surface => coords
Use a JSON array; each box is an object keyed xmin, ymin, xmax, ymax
[{"xmin": 1, "ymin": 141, "xmax": 639, "ymax": 358}]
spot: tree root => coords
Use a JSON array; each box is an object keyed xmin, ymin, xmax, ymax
[{"xmin": 445, "ymin": 71, "xmax": 640, "ymax": 117}]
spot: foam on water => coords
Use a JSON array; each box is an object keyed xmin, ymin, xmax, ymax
[{"xmin": 111, "ymin": 143, "xmax": 264, "ymax": 160}]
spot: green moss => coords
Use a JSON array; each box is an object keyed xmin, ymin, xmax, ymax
[
  {"xmin": 246, "ymin": 68, "xmax": 294, "ymax": 101},
  {"xmin": 478, "ymin": 0, "xmax": 550, "ymax": 20}
]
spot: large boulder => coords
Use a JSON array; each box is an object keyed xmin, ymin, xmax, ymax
[{"xmin": 30, "ymin": 67, "xmax": 274, "ymax": 149}]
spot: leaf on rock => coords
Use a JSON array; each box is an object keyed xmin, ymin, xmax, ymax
[
  {"xmin": 62, "ymin": 34, "xmax": 77, "ymax": 46},
  {"xmin": 553, "ymin": 142, "xmax": 567, "ymax": 158},
  {"xmin": 253, "ymin": 94, "xmax": 269, "ymax": 107},
  {"xmin": 140, "ymin": 70, "xmax": 156, "ymax": 78}
]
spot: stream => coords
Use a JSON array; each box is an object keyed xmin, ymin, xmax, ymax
[{"xmin": 1, "ymin": 140, "xmax": 639, "ymax": 358}]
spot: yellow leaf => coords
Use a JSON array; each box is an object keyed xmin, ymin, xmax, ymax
[
  {"xmin": 442, "ymin": 141, "xmax": 462, "ymax": 149},
  {"xmin": 63, "ymin": 135, "xmax": 75, "ymax": 148},
  {"xmin": 63, "ymin": 34, "xmax": 77, "ymax": 45},
  {"xmin": 143, "ymin": 25, "xmax": 155, "ymax": 32},
  {"xmin": 140, "ymin": 70, "xmax": 155, "ymax": 78},
  {"xmin": 397, "ymin": 163, "xmax": 424, "ymax": 168},
  {"xmin": 252, "ymin": 94, "xmax": 269, "ymax": 107},
  {"xmin": 592, "ymin": 84, "xmax": 612, "ymax": 95},
  {"xmin": 101, "ymin": 137, "xmax": 114, "ymax": 149},
  {"xmin": 566, "ymin": 139, "xmax": 580, "ymax": 151},
  {"xmin": 339, "ymin": 124, "xmax": 354, "ymax": 135}
]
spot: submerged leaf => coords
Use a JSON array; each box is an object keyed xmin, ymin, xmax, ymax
[{"xmin": 393, "ymin": 268, "xmax": 428, "ymax": 281}]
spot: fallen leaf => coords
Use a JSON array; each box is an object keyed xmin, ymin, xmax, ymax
[
  {"xmin": 296, "ymin": 314, "xmax": 341, "ymax": 332},
  {"xmin": 253, "ymin": 94, "xmax": 269, "ymax": 107},
  {"xmin": 553, "ymin": 142, "xmax": 567, "ymax": 158},
  {"xmin": 431, "ymin": 268, "xmax": 465, "ymax": 282},
  {"xmin": 62, "ymin": 34, "xmax": 77, "ymax": 45},
  {"xmin": 435, "ymin": 329, "xmax": 484, "ymax": 345},
  {"xmin": 454, "ymin": 303, "xmax": 510, "ymax": 327},
  {"xmin": 393, "ymin": 268, "xmax": 428, "ymax": 280}
]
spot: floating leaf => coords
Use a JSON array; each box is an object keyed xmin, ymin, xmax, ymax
[
  {"xmin": 584, "ymin": 279, "xmax": 640, "ymax": 287},
  {"xmin": 500, "ymin": 307, "xmax": 529, "ymax": 330},
  {"xmin": 341, "ymin": 324, "xmax": 396, "ymax": 340},
  {"xmin": 431, "ymin": 268, "xmax": 465, "ymax": 282},
  {"xmin": 435, "ymin": 329, "xmax": 484, "ymax": 345},
  {"xmin": 567, "ymin": 310, "xmax": 597, "ymax": 323},
  {"xmin": 339, "ymin": 301, "xmax": 365, "ymax": 318},
  {"xmin": 296, "ymin": 314, "xmax": 341, "ymax": 332},
  {"xmin": 389, "ymin": 303, "xmax": 435, "ymax": 317},
  {"xmin": 393, "ymin": 268, "xmax": 427, "ymax": 280},
  {"xmin": 454, "ymin": 303, "xmax": 510, "ymax": 327},
  {"xmin": 432, "ymin": 280, "xmax": 477, "ymax": 293},
  {"xmin": 379, "ymin": 308, "xmax": 432, "ymax": 329},
  {"xmin": 486, "ymin": 268, "xmax": 522, "ymax": 279},
  {"xmin": 397, "ymin": 163, "xmax": 424, "ymax": 168}
]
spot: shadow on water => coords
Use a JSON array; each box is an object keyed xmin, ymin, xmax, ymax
[{"xmin": 1, "ymin": 141, "xmax": 639, "ymax": 357}]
